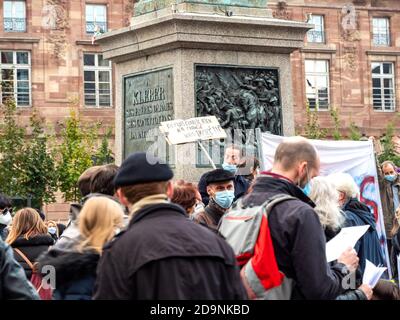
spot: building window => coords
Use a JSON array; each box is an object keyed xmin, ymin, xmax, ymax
[
  {"xmin": 83, "ymin": 53, "xmax": 112, "ymax": 107},
  {"xmin": 307, "ymin": 14, "xmax": 325, "ymax": 43},
  {"xmin": 305, "ymin": 60, "xmax": 330, "ymax": 110},
  {"xmin": 372, "ymin": 17, "xmax": 390, "ymax": 47},
  {"xmin": 0, "ymin": 51, "xmax": 30, "ymax": 106},
  {"xmin": 372, "ymin": 62, "xmax": 396, "ymax": 111},
  {"xmin": 85, "ymin": 4, "xmax": 107, "ymax": 34},
  {"xmin": 3, "ymin": 0, "xmax": 26, "ymax": 32}
]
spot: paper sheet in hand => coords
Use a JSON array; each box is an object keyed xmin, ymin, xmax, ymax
[
  {"xmin": 326, "ymin": 225, "xmax": 370, "ymax": 262},
  {"xmin": 362, "ymin": 259, "xmax": 386, "ymax": 288}
]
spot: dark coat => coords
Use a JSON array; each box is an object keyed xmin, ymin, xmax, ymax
[
  {"xmin": 378, "ymin": 168, "xmax": 400, "ymax": 237},
  {"xmin": 193, "ymin": 198, "xmax": 226, "ymax": 232},
  {"xmin": 11, "ymin": 235, "xmax": 54, "ymax": 279},
  {"xmin": 343, "ymin": 198, "xmax": 386, "ymax": 274},
  {"xmin": 38, "ymin": 248, "xmax": 100, "ymax": 300},
  {"xmin": 391, "ymin": 229, "xmax": 400, "ymax": 280},
  {"xmin": 93, "ymin": 202, "xmax": 247, "ymax": 300},
  {"xmin": 241, "ymin": 173, "xmax": 350, "ymax": 300},
  {"xmin": 198, "ymin": 173, "xmax": 250, "ymax": 206},
  {"xmin": 0, "ymin": 224, "xmax": 8, "ymax": 241},
  {"xmin": 0, "ymin": 238, "xmax": 39, "ymax": 300}
]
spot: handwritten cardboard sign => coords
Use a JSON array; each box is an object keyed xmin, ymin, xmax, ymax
[{"xmin": 160, "ymin": 116, "xmax": 227, "ymax": 145}]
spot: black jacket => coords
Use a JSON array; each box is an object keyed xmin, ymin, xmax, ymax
[
  {"xmin": 38, "ymin": 248, "xmax": 99, "ymax": 300},
  {"xmin": 343, "ymin": 198, "xmax": 386, "ymax": 275},
  {"xmin": 94, "ymin": 202, "xmax": 247, "ymax": 300},
  {"xmin": 11, "ymin": 235, "xmax": 54, "ymax": 279},
  {"xmin": 0, "ymin": 237, "xmax": 39, "ymax": 300},
  {"xmin": 198, "ymin": 173, "xmax": 250, "ymax": 206},
  {"xmin": 0, "ymin": 224, "xmax": 8, "ymax": 241},
  {"xmin": 242, "ymin": 173, "xmax": 350, "ymax": 300}
]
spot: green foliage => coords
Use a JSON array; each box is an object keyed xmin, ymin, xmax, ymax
[
  {"xmin": 21, "ymin": 109, "xmax": 58, "ymax": 207},
  {"xmin": 56, "ymin": 109, "xmax": 97, "ymax": 202},
  {"xmin": 0, "ymin": 99, "xmax": 26, "ymax": 197},
  {"xmin": 349, "ymin": 120, "xmax": 362, "ymax": 141},
  {"xmin": 93, "ymin": 127, "xmax": 114, "ymax": 165},
  {"xmin": 378, "ymin": 121, "xmax": 400, "ymax": 167},
  {"xmin": 303, "ymin": 102, "xmax": 327, "ymax": 139},
  {"xmin": 330, "ymin": 107, "xmax": 342, "ymax": 140},
  {"xmin": 0, "ymin": 98, "xmax": 115, "ymax": 206}
]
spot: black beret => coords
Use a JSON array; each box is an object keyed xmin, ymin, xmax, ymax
[
  {"xmin": 114, "ymin": 152, "xmax": 173, "ymax": 188},
  {"xmin": 205, "ymin": 169, "xmax": 235, "ymax": 186}
]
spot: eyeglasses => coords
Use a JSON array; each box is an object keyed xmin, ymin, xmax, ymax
[{"xmin": 1, "ymin": 207, "xmax": 12, "ymax": 215}]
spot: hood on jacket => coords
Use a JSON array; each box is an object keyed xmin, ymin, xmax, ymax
[
  {"xmin": 37, "ymin": 248, "xmax": 100, "ymax": 286},
  {"xmin": 11, "ymin": 234, "xmax": 55, "ymax": 248},
  {"xmin": 343, "ymin": 198, "xmax": 376, "ymax": 228}
]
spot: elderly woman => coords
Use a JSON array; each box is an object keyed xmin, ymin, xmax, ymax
[{"xmin": 327, "ymin": 172, "xmax": 386, "ymax": 274}]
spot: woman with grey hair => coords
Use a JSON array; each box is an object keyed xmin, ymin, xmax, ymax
[{"xmin": 308, "ymin": 176, "xmax": 345, "ymax": 241}]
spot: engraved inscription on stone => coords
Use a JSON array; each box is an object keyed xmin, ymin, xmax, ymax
[
  {"xmin": 124, "ymin": 68, "xmax": 174, "ymax": 158},
  {"xmin": 195, "ymin": 65, "xmax": 282, "ymax": 136}
]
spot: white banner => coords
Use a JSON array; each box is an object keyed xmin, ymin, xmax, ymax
[{"xmin": 260, "ymin": 133, "xmax": 391, "ymax": 277}]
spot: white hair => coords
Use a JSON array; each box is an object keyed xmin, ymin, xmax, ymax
[
  {"xmin": 309, "ymin": 176, "xmax": 345, "ymax": 231},
  {"xmin": 327, "ymin": 172, "xmax": 360, "ymax": 200}
]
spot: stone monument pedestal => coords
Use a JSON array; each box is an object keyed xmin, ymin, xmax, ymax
[{"xmin": 97, "ymin": 1, "xmax": 311, "ymax": 181}]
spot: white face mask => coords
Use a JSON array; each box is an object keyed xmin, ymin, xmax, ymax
[{"xmin": 0, "ymin": 210, "xmax": 12, "ymax": 226}]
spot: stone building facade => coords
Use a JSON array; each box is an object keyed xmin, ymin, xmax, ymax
[
  {"xmin": 0, "ymin": 0, "xmax": 398, "ymax": 140},
  {"xmin": 270, "ymin": 0, "xmax": 400, "ymax": 136},
  {"xmin": 0, "ymin": 0, "xmax": 136, "ymax": 132}
]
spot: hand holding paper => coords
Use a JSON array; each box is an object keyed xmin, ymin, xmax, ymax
[
  {"xmin": 362, "ymin": 259, "xmax": 387, "ymax": 288},
  {"xmin": 326, "ymin": 225, "xmax": 370, "ymax": 263}
]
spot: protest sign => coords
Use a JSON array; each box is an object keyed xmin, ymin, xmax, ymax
[
  {"xmin": 160, "ymin": 116, "xmax": 226, "ymax": 145},
  {"xmin": 259, "ymin": 133, "xmax": 392, "ymax": 277}
]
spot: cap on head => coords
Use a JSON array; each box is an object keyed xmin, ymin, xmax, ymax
[
  {"xmin": 113, "ymin": 152, "xmax": 174, "ymax": 188},
  {"xmin": 205, "ymin": 169, "xmax": 235, "ymax": 186}
]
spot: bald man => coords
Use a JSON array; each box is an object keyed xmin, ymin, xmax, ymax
[{"xmin": 240, "ymin": 137, "xmax": 358, "ymax": 300}]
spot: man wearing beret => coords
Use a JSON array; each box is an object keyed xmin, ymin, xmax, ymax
[
  {"xmin": 194, "ymin": 169, "xmax": 235, "ymax": 232},
  {"xmin": 93, "ymin": 152, "xmax": 247, "ymax": 300},
  {"xmin": 197, "ymin": 145, "xmax": 250, "ymax": 206}
]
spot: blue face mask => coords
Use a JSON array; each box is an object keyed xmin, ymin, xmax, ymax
[
  {"xmin": 214, "ymin": 190, "xmax": 235, "ymax": 209},
  {"xmin": 385, "ymin": 174, "xmax": 397, "ymax": 183},
  {"xmin": 48, "ymin": 227, "xmax": 57, "ymax": 235},
  {"xmin": 222, "ymin": 163, "xmax": 237, "ymax": 174},
  {"xmin": 301, "ymin": 182, "xmax": 312, "ymax": 197}
]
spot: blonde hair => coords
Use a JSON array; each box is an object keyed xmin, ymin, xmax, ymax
[
  {"xmin": 391, "ymin": 206, "xmax": 400, "ymax": 237},
  {"xmin": 309, "ymin": 176, "xmax": 345, "ymax": 231},
  {"xmin": 6, "ymin": 208, "xmax": 48, "ymax": 245},
  {"xmin": 77, "ymin": 197, "xmax": 124, "ymax": 254}
]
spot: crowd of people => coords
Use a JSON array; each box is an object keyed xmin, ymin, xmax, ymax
[{"xmin": 1, "ymin": 137, "xmax": 400, "ymax": 300}]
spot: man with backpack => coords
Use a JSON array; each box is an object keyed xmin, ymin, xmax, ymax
[{"xmin": 220, "ymin": 137, "xmax": 359, "ymax": 300}]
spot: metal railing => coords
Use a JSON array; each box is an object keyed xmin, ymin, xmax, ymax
[
  {"xmin": 373, "ymin": 34, "xmax": 390, "ymax": 46},
  {"xmin": 86, "ymin": 21, "xmax": 107, "ymax": 34},
  {"xmin": 307, "ymin": 30, "xmax": 325, "ymax": 43},
  {"xmin": 4, "ymin": 17, "xmax": 26, "ymax": 32}
]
